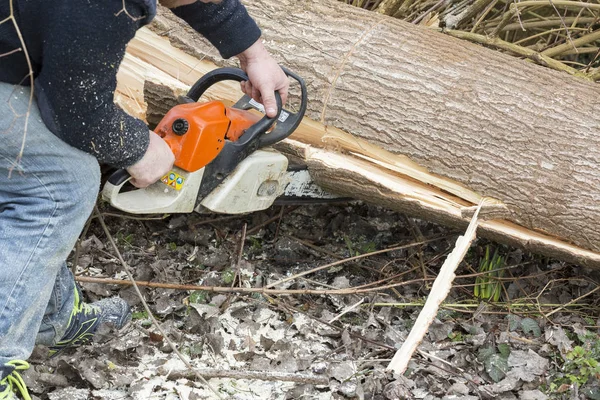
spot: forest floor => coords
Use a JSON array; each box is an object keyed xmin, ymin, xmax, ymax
[{"xmin": 24, "ymin": 200, "xmax": 600, "ymax": 400}]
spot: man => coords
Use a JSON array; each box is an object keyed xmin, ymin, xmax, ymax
[{"xmin": 0, "ymin": 0, "xmax": 289, "ymax": 398}]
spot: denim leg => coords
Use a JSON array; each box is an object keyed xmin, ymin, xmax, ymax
[
  {"xmin": 0, "ymin": 82, "xmax": 100, "ymax": 375},
  {"xmin": 36, "ymin": 263, "xmax": 78, "ymax": 346}
]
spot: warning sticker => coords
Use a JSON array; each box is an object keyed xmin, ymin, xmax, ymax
[
  {"xmin": 161, "ymin": 171, "xmax": 185, "ymax": 191},
  {"xmin": 249, "ymin": 98, "xmax": 290, "ymax": 122}
]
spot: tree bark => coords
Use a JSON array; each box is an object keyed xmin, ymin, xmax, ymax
[{"xmin": 115, "ymin": 1, "xmax": 600, "ymax": 267}]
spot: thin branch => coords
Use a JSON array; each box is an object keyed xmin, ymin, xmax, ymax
[
  {"xmin": 75, "ymin": 274, "xmax": 434, "ymax": 295},
  {"xmin": 0, "ymin": 48, "xmax": 22, "ymax": 58},
  {"xmin": 5, "ymin": 0, "xmax": 35, "ymax": 176},
  {"xmin": 265, "ymin": 236, "xmax": 449, "ymax": 289},
  {"xmin": 161, "ymin": 368, "xmax": 328, "ymax": 385},
  {"xmin": 232, "ymin": 223, "xmax": 247, "ymax": 288}
]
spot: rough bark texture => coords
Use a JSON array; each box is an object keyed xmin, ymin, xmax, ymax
[{"xmin": 150, "ymin": 0, "xmax": 600, "ymax": 255}]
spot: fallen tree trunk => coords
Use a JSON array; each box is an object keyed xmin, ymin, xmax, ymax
[{"xmin": 115, "ymin": 1, "xmax": 600, "ymax": 267}]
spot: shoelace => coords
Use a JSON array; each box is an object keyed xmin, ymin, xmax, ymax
[{"xmin": 0, "ymin": 360, "xmax": 31, "ymax": 400}]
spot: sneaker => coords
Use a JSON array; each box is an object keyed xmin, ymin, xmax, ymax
[
  {"xmin": 0, "ymin": 360, "xmax": 31, "ymax": 400},
  {"xmin": 48, "ymin": 287, "xmax": 131, "ymax": 357}
]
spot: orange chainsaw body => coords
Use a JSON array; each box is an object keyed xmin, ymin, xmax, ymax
[{"xmin": 154, "ymin": 100, "xmax": 261, "ymax": 172}]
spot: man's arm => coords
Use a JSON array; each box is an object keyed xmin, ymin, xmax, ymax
[
  {"xmin": 168, "ymin": 0, "xmax": 261, "ymax": 59},
  {"xmin": 166, "ymin": 0, "xmax": 289, "ymax": 117},
  {"xmin": 35, "ymin": 0, "xmax": 152, "ymax": 168},
  {"xmin": 34, "ymin": 0, "xmax": 174, "ymax": 187}
]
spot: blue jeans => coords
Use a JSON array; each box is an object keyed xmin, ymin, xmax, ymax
[{"xmin": 0, "ymin": 82, "xmax": 100, "ymax": 377}]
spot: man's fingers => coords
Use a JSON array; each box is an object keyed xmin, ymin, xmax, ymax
[
  {"xmin": 240, "ymin": 81, "xmax": 252, "ymax": 97},
  {"xmin": 278, "ymin": 86, "xmax": 289, "ymax": 108},
  {"xmin": 261, "ymin": 90, "xmax": 278, "ymax": 118}
]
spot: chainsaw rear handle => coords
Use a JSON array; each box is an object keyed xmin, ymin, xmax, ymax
[{"xmin": 107, "ymin": 168, "xmax": 131, "ymax": 186}]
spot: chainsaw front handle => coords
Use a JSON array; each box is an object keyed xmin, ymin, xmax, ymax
[{"xmin": 234, "ymin": 66, "xmax": 308, "ymax": 148}]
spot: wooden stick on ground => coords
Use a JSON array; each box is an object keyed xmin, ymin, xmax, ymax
[
  {"xmin": 161, "ymin": 368, "xmax": 328, "ymax": 385},
  {"xmin": 387, "ymin": 200, "xmax": 484, "ymax": 375}
]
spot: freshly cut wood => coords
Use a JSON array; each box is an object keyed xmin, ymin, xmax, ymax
[
  {"xmin": 114, "ymin": 1, "xmax": 600, "ymax": 267},
  {"xmin": 388, "ymin": 201, "xmax": 483, "ymax": 374}
]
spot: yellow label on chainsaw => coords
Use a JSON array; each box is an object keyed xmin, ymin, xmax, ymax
[{"xmin": 161, "ymin": 171, "xmax": 185, "ymax": 191}]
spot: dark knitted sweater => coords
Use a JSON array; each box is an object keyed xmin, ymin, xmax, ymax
[{"xmin": 0, "ymin": 0, "xmax": 260, "ymax": 167}]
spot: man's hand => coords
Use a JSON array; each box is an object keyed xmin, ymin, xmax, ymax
[
  {"xmin": 237, "ymin": 40, "xmax": 289, "ymax": 118},
  {"xmin": 126, "ymin": 131, "xmax": 175, "ymax": 188}
]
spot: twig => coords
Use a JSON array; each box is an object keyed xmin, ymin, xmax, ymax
[
  {"xmin": 287, "ymin": 234, "xmax": 343, "ymax": 259},
  {"xmin": 265, "ymin": 237, "xmax": 447, "ymax": 289},
  {"xmin": 417, "ymin": 349, "xmax": 465, "ymax": 373},
  {"xmin": 246, "ymin": 206, "xmax": 298, "ymax": 235},
  {"xmin": 75, "ymin": 275, "xmax": 434, "ymax": 295},
  {"xmin": 541, "ymin": 29, "xmax": 600, "ymax": 58},
  {"xmin": 444, "ymin": 29, "xmax": 591, "ymax": 79},
  {"xmin": 161, "ymin": 368, "xmax": 328, "ymax": 385},
  {"xmin": 4, "ymin": 0, "xmax": 35, "ymax": 175},
  {"xmin": 233, "ymin": 223, "xmax": 247, "ymax": 288},
  {"xmin": 72, "ymin": 213, "xmax": 94, "ymax": 275},
  {"xmin": 0, "ymin": 48, "xmax": 21, "ymax": 58},
  {"xmin": 543, "ymin": 284, "xmax": 600, "ymax": 318},
  {"xmin": 95, "ymin": 212, "xmax": 170, "ymax": 221},
  {"xmin": 115, "ymin": 0, "xmax": 145, "ymax": 21},
  {"xmin": 510, "ymin": 0, "xmax": 600, "ymax": 11},
  {"xmin": 258, "ymin": 295, "xmax": 396, "ymax": 351},
  {"xmin": 93, "ymin": 206, "xmax": 224, "ymax": 399},
  {"xmin": 329, "ymin": 298, "xmax": 366, "ymax": 323}
]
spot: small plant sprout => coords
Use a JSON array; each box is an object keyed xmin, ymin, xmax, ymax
[{"xmin": 474, "ymin": 246, "xmax": 505, "ymax": 302}]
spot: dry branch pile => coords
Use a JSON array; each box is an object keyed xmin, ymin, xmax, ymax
[{"xmin": 342, "ymin": 0, "xmax": 600, "ymax": 79}]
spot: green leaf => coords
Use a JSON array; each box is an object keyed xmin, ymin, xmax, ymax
[
  {"xmin": 485, "ymin": 353, "xmax": 509, "ymax": 383},
  {"xmin": 189, "ymin": 290, "xmax": 208, "ymax": 304},
  {"xmin": 521, "ymin": 318, "xmax": 541, "ymax": 337},
  {"xmin": 506, "ymin": 314, "xmax": 521, "ymax": 331},
  {"xmin": 478, "ymin": 346, "xmax": 496, "ymax": 362},
  {"xmin": 498, "ymin": 343, "xmax": 511, "ymax": 358},
  {"xmin": 132, "ymin": 311, "xmax": 148, "ymax": 320},
  {"xmin": 222, "ymin": 270, "xmax": 235, "ymax": 285}
]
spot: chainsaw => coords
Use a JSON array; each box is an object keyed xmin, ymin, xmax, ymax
[{"xmin": 102, "ymin": 67, "xmax": 340, "ymax": 214}]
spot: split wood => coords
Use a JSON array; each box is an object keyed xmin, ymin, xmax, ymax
[{"xmin": 387, "ymin": 201, "xmax": 483, "ymax": 375}]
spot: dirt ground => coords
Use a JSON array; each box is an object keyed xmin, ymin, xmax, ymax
[{"xmin": 24, "ymin": 200, "xmax": 600, "ymax": 400}]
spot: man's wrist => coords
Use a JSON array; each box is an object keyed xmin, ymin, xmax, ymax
[{"xmin": 237, "ymin": 39, "xmax": 268, "ymax": 64}]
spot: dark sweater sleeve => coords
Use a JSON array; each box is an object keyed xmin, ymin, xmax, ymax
[
  {"xmin": 171, "ymin": 0, "xmax": 261, "ymax": 59},
  {"xmin": 35, "ymin": 0, "xmax": 151, "ymax": 168}
]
